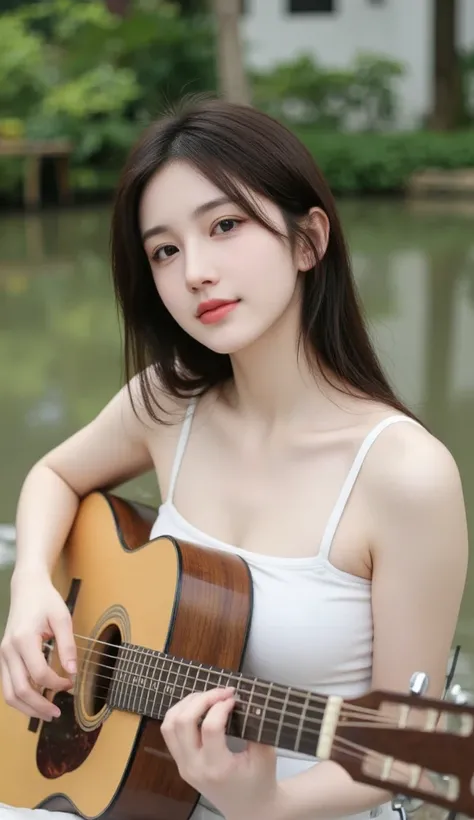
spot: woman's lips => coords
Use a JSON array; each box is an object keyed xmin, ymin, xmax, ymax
[{"xmin": 198, "ymin": 300, "xmax": 240, "ymax": 324}]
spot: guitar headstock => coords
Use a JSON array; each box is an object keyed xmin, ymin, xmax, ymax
[{"xmin": 330, "ymin": 688, "xmax": 474, "ymax": 817}]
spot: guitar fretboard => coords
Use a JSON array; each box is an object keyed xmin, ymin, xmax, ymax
[{"xmin": 107, "ymin": 643, "xmax": 327, "ymax": 757}]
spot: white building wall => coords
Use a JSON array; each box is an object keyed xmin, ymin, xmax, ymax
[{"xmin": 242, "ymin": 0, "xmax": 474, "ymax": 127}]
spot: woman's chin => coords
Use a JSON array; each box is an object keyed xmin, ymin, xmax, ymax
[{"xmin": 199, "ymin": 330, "xmax": 260, "ymax": 356}]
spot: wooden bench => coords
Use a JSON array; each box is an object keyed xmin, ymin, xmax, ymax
[{"xmin": 0, "ymin": 138, "xmax": 73, "ymax": 208}]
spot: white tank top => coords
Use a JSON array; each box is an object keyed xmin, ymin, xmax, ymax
[{"xmin": 150, "ymin": 399, "xmax": 418, "ymax": 819}]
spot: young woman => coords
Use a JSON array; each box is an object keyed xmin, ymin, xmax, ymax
[{"xmin": 0, "ymin": 97, "xmax": 468, "ymax": 820}]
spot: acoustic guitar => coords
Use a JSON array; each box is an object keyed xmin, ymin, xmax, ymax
[{"xmin": 0, "ymin": 491, "xmax": 473, "ymax": 820}]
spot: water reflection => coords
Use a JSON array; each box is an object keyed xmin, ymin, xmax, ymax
[{"xmin": 1, "ymin": 201, "xmax": 474, "ymax": 688}]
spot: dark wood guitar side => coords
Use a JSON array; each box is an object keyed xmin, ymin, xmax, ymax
[{"xmin": 105, "ymin": 496, "xmax": 253, "ymax": 820}]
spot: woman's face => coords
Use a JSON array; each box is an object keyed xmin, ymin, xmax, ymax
[{"xmin": 140, "ymin": 159, "xmax": 318, "ymax": 355}]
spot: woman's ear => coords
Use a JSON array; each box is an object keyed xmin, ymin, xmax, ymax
[{"xmin": 297, "ymin": 207, "xmax": 330, "ymax": 272}]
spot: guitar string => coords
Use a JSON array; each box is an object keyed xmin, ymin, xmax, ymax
[
  {"xmin": 72, "ymin": 661, "xmax": 396, "ymax": 725},
  {"xmin": 41, "ymin": 653, "xmax": 449, "ymax": 792},
  {"xmin": 44, "ymin": 641, "xmax": 385, "ymax": 722},
  {"xmin": 44, "ymin": 633, "xmax": 449, "ymax": 731},
  {"xmin": 331, "ymin": 739, "xmax": 453, "ymax": 808},
  {"xmin": 52, "ymin": 642, "xmax": 400, "ymax": 726},
  {"xmin": 328, "ymin": 740, "xmax": 444, "ymax": 801},
  {"xmin": 38, "ymin": 653, "xmax": 452, "ymax": 801},
  {"xmin": 44, "ymin": 669, "xmax": 445, "ymax": 796},
  {"xmin": 50, "ymin": 643, "xmax": 437, "ymax": 728},
  {"xmin": 66, "ymin": 634, "xmax": 405, "ymax": 724},
  {"xmin": 71, "ymin": 667, "xmax": 400, "ymax": 729}
]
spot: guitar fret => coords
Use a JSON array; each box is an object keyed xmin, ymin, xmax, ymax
[
  {"xmin": 127, "ymin": 645, "xmax": 137, "ymax": 711},
  {"xmin": 129, "ymin": 646, "xmax": 141, "ymax": 713},
  {"xmin": 108, "ymin": 646, "xmax": 121, "ymax": 707},
  {"xmin": 150, "ymin": 650, "xmax": 165, "ymax": 719},
  {"xmin": 228, "ymin": 676, "xmax": 262, "ymax": 741},
  {"xmin": 132, "ymin": 647, "xmax": 146, "ymax": 714},
  {"xmin": 242, "ymin": 678, "xmax": 257, "ymax": 738},
  {"xmin": 120, "ymin": 645, "xmax": 133, "ymax": 711},
  {"xmin": 258, "ymin": 683, "xmax": 273, "ymax": 743},
  {"xmin": 295, "ymin": 691, "xmax": 311, "ymax": 753},
  {"xmin": 232, "ymin": 671, "xmax": 242, "ymax": 702},
  {"xmin": 116, "ymin": 645, "xmax": 127, "ymax": 709},
  {"xmin": 116, "ymin": 645, "xmax": 128, "ymax": 710},
  {"xmin": 167, "ymin": 657, "xmax": 187, "ymax": 708},
  {"xmin": 275, "ymin": 686, "xmax": 290, "ymax": 748},
  {"xmin": 128, "ymin": 648, "xmax": 137, "ymax": 713},
  {"xmin": 167, "ymin": 657, "xmax": 180, "ymax": 705},
  {"xmin": 142, "ymin": 650, "xmax": 160, "ymax": 715},
  {"xmin": 287, "ymin": 690, "xmax": 311, "ymax": 748},
  {"xmin": 136, "ymin": 648, "xmax": 152, "ymax": 714},
  {"xmin": 207, "ymin": 668, "xmax": 220, "ymax": 690},
  {"xmin": 254, "ymin": 683, "xmax": 275, "ymax": 737},
  {"xmin": 112, "ymin": 646, "xmax": 123, "ymax": 709},
  {"xmin": 158, "ymin": 657, "xmax": 175, "ymax": 718},
  {"xmin": 121, "ymin": 644, "xmax": 131, "ymax": 710},
  {"xmin": 193, "ymin": 663, "xmax": 203, "ymax": 695},
  {"xmin": 178, "ymin": 658, "xmax": 191, "ymax": 702}
]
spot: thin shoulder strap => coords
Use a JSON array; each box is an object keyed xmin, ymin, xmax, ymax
[
  {"xmin": 167, "ymin": 398, "xmax": 198, "ymax": 503},
  {"xmin": 319, "ymin": 416, "xmax": 420, "ymax": 561}
]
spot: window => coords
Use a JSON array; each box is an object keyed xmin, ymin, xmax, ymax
[{"xmin": 288, "ymin": 0, "xmax": 335, "ymax": 12}]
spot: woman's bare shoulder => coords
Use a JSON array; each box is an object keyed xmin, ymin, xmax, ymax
[
  {"xmin": 361, "ymin": 417, "xmax": 462, "ymax": 503},
  {"xmin": 359, "ymin": 416, "xmax": 467, "ymax": 578},
  {"xmin": 37, "ymin": 370, "xmax": 193, "ymax": 498}
]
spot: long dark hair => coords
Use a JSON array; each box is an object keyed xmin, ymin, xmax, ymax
[{"xmin": 111, "ymin": 95, "xmax": 418, "ymax": 422}]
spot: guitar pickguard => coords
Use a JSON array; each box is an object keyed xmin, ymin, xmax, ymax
[
  {"xmin": 35, "ymin": 577, "xmax": 102, "ymax": 779},
  {"xmin": 36, "ymin": 690, "xmax": 102, "ymax": 779}
]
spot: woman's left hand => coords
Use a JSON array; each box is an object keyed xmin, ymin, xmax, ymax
[{"xmin": 160, "ymin": 686, "xmax": 280, "ymax": 820}]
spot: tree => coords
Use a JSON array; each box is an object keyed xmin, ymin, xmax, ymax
[
  {"xmin": 430, "ymin": 0, "xmax": 462, "ymax": 129},
  {"xmin": 212, "ymin": 0, "xmax": 249, "ymax": 105}
]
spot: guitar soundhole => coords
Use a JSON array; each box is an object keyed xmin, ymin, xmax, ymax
[
  {"xmin": 84, "ymin": 624, "xmax": 121, "ymax": 716},
  {"xmin": 75, "ymin": 621, "xmax": 123, "ymax": 731}
]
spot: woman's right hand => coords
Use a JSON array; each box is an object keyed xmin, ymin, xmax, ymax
[{"xmin": 0, "ymin": 570, "xmax": 77, "ymax": 722}]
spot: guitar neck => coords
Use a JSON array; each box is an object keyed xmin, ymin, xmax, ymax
[{"xmin": 107, "ymin": 642, "xmax": 330, "ymax": 757}]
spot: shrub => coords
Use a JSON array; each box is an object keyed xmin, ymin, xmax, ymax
[{"xmin": 293, "ymin": 128, "xmax": 474, "ymax": 194}]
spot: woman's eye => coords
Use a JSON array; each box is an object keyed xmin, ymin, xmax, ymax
[
  {"xmin": 214, "ymin": 218, "xmax": 240, "ymax": 234},
  {"xmin": 153, "ymin": 244, "xmax": 178, "ymax": 262}
]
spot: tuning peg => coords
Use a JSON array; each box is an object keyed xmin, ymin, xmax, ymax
[
  {"xmin": 445, "ymin": 683, "xmax": 470, "ymax": 706},
  {"xmin": 409, "ymin": 672, "xmax": 429, "ymax": 697}
]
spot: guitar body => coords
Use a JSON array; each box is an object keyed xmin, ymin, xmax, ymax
[{"xmin": 0, "ymin": 492, "xmax": 253, "ymax": 820}]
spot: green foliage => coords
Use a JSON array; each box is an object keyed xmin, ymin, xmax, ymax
[
  {"xmin": 0, "ymin": 0, "xmax": 217, "ymax": 196},
  {"xmin": 0, "ymin": 13, "xmax": 47, "ymax": 118},
  {"xmin": 293, "ymin": 128, "xmax": 474, "ymax": 194},
  {"xmin": 251, "ymin": 52, "xmax": 406, "ymax": 131},
  {"xmin": 1, "ymin": 0, "xmax": 473, "ymax": 203}
]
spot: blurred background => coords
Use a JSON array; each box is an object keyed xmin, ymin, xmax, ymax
[{"xmin": 1, "ymin": 0, "xmax": 474, "ymax": 697}]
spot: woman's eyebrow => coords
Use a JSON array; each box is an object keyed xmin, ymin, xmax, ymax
[{"xmin": 141, "ymin": 196, "xmax": 233, "ymax": 242}]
